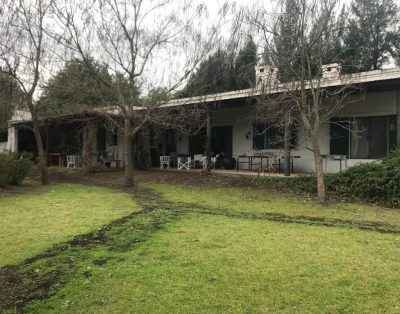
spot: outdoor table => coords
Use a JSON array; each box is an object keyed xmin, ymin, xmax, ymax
[
  {"xmin": 277, "ymin": 155, "xmax": 301, "ymax": 172},
  {"xmin": 236, "ymin": 155, "xmax": 272, "ymax": 172},
  {"xmin": 48, "ymin": 153, "xmax": 63, "ymax": 167},
  {"xmin": 236, "ymin": 155, "xmax": 301, "ymax": 172},
  {"xmin": 322, "ymin": 154, "xmax": 348, "ymax": 172}
]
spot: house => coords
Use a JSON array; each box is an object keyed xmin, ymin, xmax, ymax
[{"xmin": 2, "ymin": 64, "xmax": 400, "ymax": 174}]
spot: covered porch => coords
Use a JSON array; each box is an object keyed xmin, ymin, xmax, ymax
[{"xmin": 8, "ymin": 116, "xmax": 125, "ymax": 170}]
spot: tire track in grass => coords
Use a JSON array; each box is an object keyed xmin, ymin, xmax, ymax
[{"xmin": 178, "ymin": 204, "xmax": 400, "ymax": 234}]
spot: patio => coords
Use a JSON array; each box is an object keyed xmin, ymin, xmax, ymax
[
  {"xmin": 152, "ymin": 167, "xmax": 304, "ymax": 178},
  {"xmin": 156, "ymin": 153, "xmax": 302, "ymax": 177}
]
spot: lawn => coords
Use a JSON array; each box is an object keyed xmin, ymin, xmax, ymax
[
  {"xmin": 1, "ymin": 179, "xmax": 400, "ymax": 313},
  {"xmin": 145, "ymin": 183, "xmax": 400, "ymax": 231},
  {"xmin": 0, "ymin": 184, "xmax": 139, "ymax": 266}
]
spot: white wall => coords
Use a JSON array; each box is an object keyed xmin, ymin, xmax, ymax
[{"xmin": 212, "ymin": 106, "xmax": 253, "ymax": 157}]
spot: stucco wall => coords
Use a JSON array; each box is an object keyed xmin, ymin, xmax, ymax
[{"xmin": 212, "ymin": 106, "xmax": 253, "ymax": 157}]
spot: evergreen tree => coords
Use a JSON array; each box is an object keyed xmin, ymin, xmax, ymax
[
  {"xmin": 179, "ymin": 49, "xmax": 235, "ymax": 97},
  {"xmin": 265, "ymin": 0, "xmax": 346, "ymax": 81},
  {"xmin": 270, "ymin": 0, "xmax": 302, "ymax": 82},
  {"xmin": 233, "ymin": 36, "xmax": 257, "ymax": 89},
  {"xmin": 40, "ymin": 59, "xmax": 117, "ymax": 115},
  {"xmin": 344, "ymin": 0, "xmax": 400, "ymax": 72},
  {"xmin": 0, "ymin": 73, "xmax": 24, "ymax": 129}
]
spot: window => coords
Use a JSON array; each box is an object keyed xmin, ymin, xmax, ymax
[
  {"xmin": 330, "ymin": 118, "xmax": 350, "ymax": 156},
  {"xmin": 0, "ymin": 130, "xmax": 7, "ymax": 142},
  {"xmin": 112, "ymin": 129, "xmax": 118, "ymax": 146},
  {"xmin": 96, "ymin": 127, "xmax": 107, "ymax": 152},
  {"xmin": 165, "ymin": 129, "xmax": 176, "ymax": 155},
  {"xmin": 330, "ymin": 116, "xmax": 397, "ymax": 159},
  {"xmin": 253, "ymin": 123, "xmax": 297, "ymax": 150}
]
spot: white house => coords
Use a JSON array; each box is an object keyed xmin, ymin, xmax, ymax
[{"xmin": 2, "ymin": 64, "xmax": 400, "ymax": 174}]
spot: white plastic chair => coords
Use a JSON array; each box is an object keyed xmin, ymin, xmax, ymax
[
  {"xmin": 160, "ymin": 156, "xmax": 170, "ymax": 169},
  {"xmin": 192, "ymin": 154, "xmax": 203, "ymax": 168},
  {"xmin": 66, "ymin": 155, "xmax": 79, "ymax": 168}
]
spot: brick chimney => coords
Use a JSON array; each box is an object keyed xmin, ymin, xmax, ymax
[
  {"xmin": 255, "ymin": 65, "xmax": 278, "ymax": 87},
  {"xmin": 322, "ymin": 63, "xmax": 342, "ymax": 79}
]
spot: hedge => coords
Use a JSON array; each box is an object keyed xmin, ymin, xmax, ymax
[{"xmin": 328, "ymin": 151, "xmax": 400, "ymax": 207}]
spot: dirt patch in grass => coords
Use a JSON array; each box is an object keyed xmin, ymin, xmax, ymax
[{"xmin": 0, "ymin": 265, "xmax": 63, "ymax": 312}]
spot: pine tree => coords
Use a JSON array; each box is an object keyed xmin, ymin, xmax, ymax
[
  {"xmin": 0, "ymin": 73, "xmax": 24, "ymax": 129},
  {"xmin": 233, "ymin": 36, "xmax": 257, "ymax": 90},
  {"xmin": 344, "ymin": 0, "xmax": 400, "ymax": 72},
  {"xmin": 266, "ymin": 0, "xmax": 346, "ymax": 81},
  {"xmin": 179, "ymin": 49, "xmax": 235, "ymax": 97},
  {"xmin": 40, "ymin": 59, "xmax": 117, "ymax": 115}
]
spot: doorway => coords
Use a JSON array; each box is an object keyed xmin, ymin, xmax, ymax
[{"xmin": 189, "ymin": 125, "xmax": 233, "ymax": 157}]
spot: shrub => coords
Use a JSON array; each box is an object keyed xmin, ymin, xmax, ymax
[
  {"xmin": 328, "ymin": 151, "xmax": 400, "ymax": 206},
  {"xmin": 0, "ymin": 151, "xmax": 33, "ymax": 188},
  {"xmin": 252, "ymin": 175, "xmax": 317, "ymax": 194}
]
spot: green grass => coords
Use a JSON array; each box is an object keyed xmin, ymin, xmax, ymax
[
  {"xmin": 0, "ymin": 184, "xmax": 139, "ymax": 266},
  {"xmin": 2, "ymin": 181, "xmax": 400, "ymax": 313},
  {"xmin": 144, "ymin": 183, "xmax": 400, "ymax": 229},
  {"xmin": 25, "ymin": 213, "xmax": 400, "ymax": 313}
]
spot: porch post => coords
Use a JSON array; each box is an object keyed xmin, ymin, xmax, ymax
[
  {"xmin": 283, "ymin": 107, "xmax": 291, "ymax": 177},
  {"xmin": 206, "ymin": 110, "xmax": 212, "ymax": 172},
  {"xmin": 397, "ymin": 90, "xmax": 400, "ymax": 149},
  {"xmin": 6, "ymin": 125, "xmax": 18, "ymax": 152}
]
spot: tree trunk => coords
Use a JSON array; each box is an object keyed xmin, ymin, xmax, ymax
[
  {"xmin": 311, "ymin": 137, "xmax": 326, "ymax": 202},
  {"xmin": 31, "ymin": 112, "xmax": 49, "ymax": 185},
  {"xmin": 82, "ymin": 121, "xmax": 97, "ymax": 173},
  {"xmin": 123, "ymin": 118, "xmax": 134, "ymax": 187},
  {"xmin": 283, "ymin": 107, "xmax": 291, "ymax": 177},
  {"xmin": 205, "ymin": 110, "xmax": 212, "ymax": 173}
]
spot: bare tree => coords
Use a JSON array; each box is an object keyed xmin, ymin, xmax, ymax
[
  {"xmin": 246, "ymin": 0, "xmax": 357, "ymax": 202},
  {"xmin": 53, "ymin": 0, "xmax": 223, "ymax": 186},
  {"xmin": 0, "ymin": 0, "xmax": 55, "ymax": 185}
]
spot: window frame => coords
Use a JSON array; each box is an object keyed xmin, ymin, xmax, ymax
[
  {"xmin": 329, "ymin": 115, "xmax": 396, "ymax": 160},
  {"xmin": 253, "ymin": 123, "xmax": 297, "ymax": 151}
]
